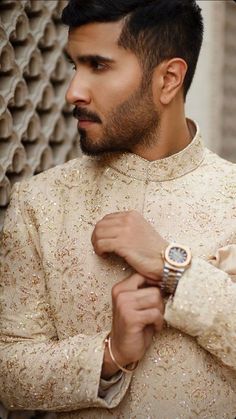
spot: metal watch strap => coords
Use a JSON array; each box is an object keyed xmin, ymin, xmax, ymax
[{"xmin": 161, "ymin": 265, "xmax": 185, "ymax": 295}]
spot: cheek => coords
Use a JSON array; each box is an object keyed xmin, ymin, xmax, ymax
[{"xmin": 93, "ymin": 70, "xmax": 142, "ymax": 113}]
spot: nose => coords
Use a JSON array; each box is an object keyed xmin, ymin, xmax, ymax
[{"xmin": 66, "ymin": 72, "xmax": 91, "ymax": 106}]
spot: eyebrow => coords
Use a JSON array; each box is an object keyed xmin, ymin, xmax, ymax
[{"xmin": 64, "ymin": 51, "xmax": 115, "ymax": 65}]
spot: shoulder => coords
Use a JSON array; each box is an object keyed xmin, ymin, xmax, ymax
[
  {"xmin": 203, "ymin": 148, "xmax": 236, "ymax": 195},
  {"xmin": 204, "ymin": 148, "xmax": 236, "ymax": 176},
  {"xmin": 204, "ymin": 148, "xmax": 236, "ymax": 171},
  {"xmin": 16, "ymin": 156, "xmax": 97, "ymax": 196},
  {"xmin": 21, "ymin": 157, "xmax": 84, "ymax": 189},
  {"xmin": 8, "ymin": 156, "xmax": 102, "ymax": 217}
]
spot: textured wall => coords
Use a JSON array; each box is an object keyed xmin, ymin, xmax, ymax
[
  {"xmin": 0, "ymin": 0, "xmax": 79, "ymax": 231},
  {"xmin": 184, "ymin": 0, "xmax": 236, "ymax": 161},
  {"xmin": 221, "ymin": 0, "xmax": 236, "ymax": 162}
]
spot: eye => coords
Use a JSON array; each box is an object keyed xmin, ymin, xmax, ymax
[
  {"xmin": 69, "ymin": 62, "xmax": 76, "ymax": 71},
  {"xmin": 65, "ymin": 55, "xmax": 76, "ymax": 71},
  {"xmin": 90, "ymin": 60, "xmax": 107, "ymax": 72}
]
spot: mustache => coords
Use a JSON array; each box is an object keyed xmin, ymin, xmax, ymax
[{"xmin": 73, "ymin": 107, "xmax": 102, "ymax": 123}]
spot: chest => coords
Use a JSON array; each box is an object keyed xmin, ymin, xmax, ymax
[{"xmin": 39, "ymin": 181, "xmax": 235, "ymax": 338}]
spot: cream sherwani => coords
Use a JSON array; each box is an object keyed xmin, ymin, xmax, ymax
[{"xmin": 1, "ymin": 121, "xmax": 236, "ymax": 419}]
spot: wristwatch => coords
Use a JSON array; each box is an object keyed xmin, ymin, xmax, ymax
[{"xmin": 161, "ymin": 243, "xmax": 192, "ymax": 296}]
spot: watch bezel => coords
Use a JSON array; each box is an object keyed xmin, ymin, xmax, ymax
[{"xmin": 164, "ymin": 243, "xmax": 192, "ymax": 268}]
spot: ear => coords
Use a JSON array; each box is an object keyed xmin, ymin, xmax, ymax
[{"xmin": 153, "ymin": 58, "xmax": 188, "ymax": 105}]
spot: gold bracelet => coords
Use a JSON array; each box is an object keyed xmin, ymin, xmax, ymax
[{"xmin": 105, "ymin": 335, "xmax": 139, "ymax": 374}]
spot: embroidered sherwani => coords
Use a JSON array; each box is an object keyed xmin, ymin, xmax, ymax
[{"xmin": 1, "ymin": 122, "xmax": 236, "ymax": 419}]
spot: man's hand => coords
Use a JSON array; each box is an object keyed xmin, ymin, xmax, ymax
[
  {"xmin": 102, "ymin": 273, "xmax": 165, "ymax": 379},
  {"xmin": 92, "ymin": 210, "xmax": 168, "ymax": 281}
]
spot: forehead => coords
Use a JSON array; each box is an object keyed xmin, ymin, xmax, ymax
[{"xmin": 66, "ymin": 21, "xmax": 124, "ymax": 57}]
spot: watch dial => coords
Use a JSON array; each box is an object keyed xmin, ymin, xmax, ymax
[{"xmin": 169, "ymin": 247, "xmax": 187, "ymax": 264}]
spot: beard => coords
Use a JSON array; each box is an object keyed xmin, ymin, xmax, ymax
[{"xmin": 77, "ymin": 80, "xmax": 160, "ymax": 157}]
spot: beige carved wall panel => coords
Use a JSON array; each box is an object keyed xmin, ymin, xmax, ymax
[
  {"xmin": 0, "ymin": 0, "xmax": 80, "ymax": 231},
  {"xmin": 221, "ymin": 0, "xmax": 236, "ymax": 162}
]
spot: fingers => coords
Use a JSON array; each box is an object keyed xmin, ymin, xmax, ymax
[
  {"xmin": 139, "ymin": 308, "xmax": 164, "ymax": 332},
  {"xmin": 101, "ymin": 210, "xmax": 139, "ymax": 220},
  {"xmin": 113, "ymin": 287, "xmax": 164, "ymax": 323},
  {"xmin": 92, "ymin": 215, "xmax": 128, "ymax": 242},
  {"xmin": 113, "ymin": 277, "xmax": 165, "ymax": 327},
  {"xmin": 91, "ymin": 223, "xmax": 121, "ymax": 256},
  {"xmin": 112, "ymin": 273, "xmax": 147, "ymax": 299},
  {"xmin": 92, "ymin": 238, "xmax": 117, "ymax": 256},
  {"xmin": 132, "ymin": 287, "xmax": 165, "ymax": 313},
  {"xmin": 91, "ymin": 210, "xmax": 140, "ymax": 246},
  {"xmin": 92, "ymin": 221, "xmax": 120, "ymax": 240}
]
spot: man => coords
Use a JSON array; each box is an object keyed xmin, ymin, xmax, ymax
[{"xmin": 0, "ymin": 0, "xmax": 236, "ymax": 418}]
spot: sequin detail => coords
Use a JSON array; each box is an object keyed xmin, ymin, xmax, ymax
[{"xmin": 1, "ymin": 122, "xmax": 236, "ymax": 418}]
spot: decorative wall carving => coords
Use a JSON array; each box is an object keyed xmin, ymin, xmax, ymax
[
  {"xmin": 0, "ymin": 0, "xmax": 79, "ymax": 231},
  {"xmin": 221, "ymin": 1, "xmax": 236, "ymax": 162}
]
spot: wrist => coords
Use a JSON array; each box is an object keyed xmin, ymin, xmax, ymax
[
  {"xmin": 149, "ymin": 241, "xmax": 169, "ymax": 280},
  {"xmin": 101, "ymin": 340, "xmax": 120, "ymax": 379},
  {"xmin": 101, "ymin": 335, "xmax": 139, "ymax": 379}
]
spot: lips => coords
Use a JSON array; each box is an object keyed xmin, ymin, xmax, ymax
[
  {"xmin": 73, "ymin": 107, "xmax": 102, "ymax": 124},
  {"xmin": 77, "ymin": 119, "xmax": 95, "ymax": 128}
]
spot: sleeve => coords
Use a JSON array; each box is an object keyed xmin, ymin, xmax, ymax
[
  {"xmin": 164, "ymin": 245, "xmax": 236, "ymax": 371},
  {"xmin": 98, "ymin": 371, "xmax": 126, "ymax": 402},
  {"xmin": 0, "ymin": 182, "xmax": 131, "ymax": 412}
]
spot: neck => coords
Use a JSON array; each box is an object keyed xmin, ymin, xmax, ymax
[{"xmin": 132, "ymin": 109, "xmax": 193, "ymax": 162}]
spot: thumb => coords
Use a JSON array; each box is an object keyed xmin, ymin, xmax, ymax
[{"xmin": 112, "ymin": 273, "xmax": 147, "ymax": 301}]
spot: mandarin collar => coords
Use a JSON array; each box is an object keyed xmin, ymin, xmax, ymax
[{"xmin": 100, "ymin": 120, "xmax": 205, "ymax": 182}]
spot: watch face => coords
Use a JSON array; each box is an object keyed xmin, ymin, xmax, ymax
[
  {"xmin": 169, "ymin": 246, "xmax": 188, "ymax": 264},
  {"xmin": 165, "ymin": 243, "xmax": 192, "ymax": 268}
]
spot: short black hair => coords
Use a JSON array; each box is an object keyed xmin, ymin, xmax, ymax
[{"xmin": 61, "ymin": 0, "xmax": 204, "ymax": 98}]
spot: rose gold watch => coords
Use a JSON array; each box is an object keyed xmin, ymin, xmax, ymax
[{"xmin": 161, "ymin": 243, "xmax": 192, "ymax": 296}]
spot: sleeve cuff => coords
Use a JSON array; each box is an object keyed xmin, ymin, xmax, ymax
[
  {"xmin": 98, "ymin": 371, "xmax": 124, "ymax": 400},
  {"xmin": 164, "ymin": 257, "xmax": 230, "ymax": 336},
  {"xmin": 97, "ymin": 346, "xmax": 133, "ymax": 408}
]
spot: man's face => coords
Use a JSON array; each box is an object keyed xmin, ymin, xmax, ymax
[{"xmin": 66, "ymin": 21, "xmax": 160, "ymax": 156}]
